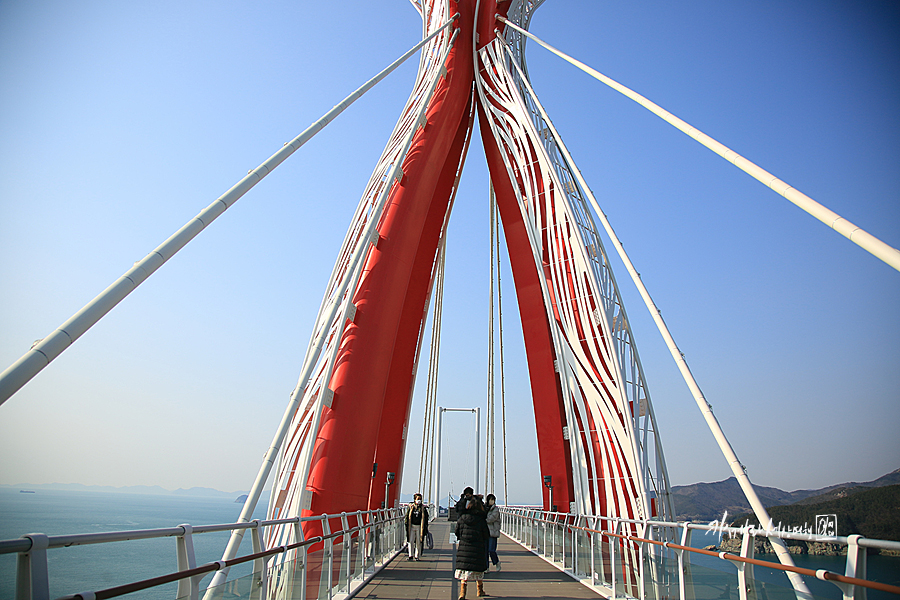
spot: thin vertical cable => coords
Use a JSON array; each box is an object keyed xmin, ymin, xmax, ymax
[
  {"xmin": 486, "ymin": 181, "xmax": 497, "ymax": 494},
  {"xmin": 425, "ymin": 240, "xmax": 446, "ymax": 500},
  {"xmin": 495, "ymin": 184, "xmax": 509, "ymax": 505}
]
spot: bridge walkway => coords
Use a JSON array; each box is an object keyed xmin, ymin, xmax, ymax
[{"xmin": 355, "ymin": 519, "xmax": 603, "ymax": 599}]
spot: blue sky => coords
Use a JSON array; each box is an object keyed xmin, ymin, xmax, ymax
[{"xmin": 1, "ymin": 1, "xmax": 897, "ymax": 507}]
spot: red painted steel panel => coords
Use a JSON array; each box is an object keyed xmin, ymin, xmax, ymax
[
  {"xmin": 304, "ymin": 0, "xmax": 476, "ymax": 523},
  {"xmin": 475, "ymin": 56, "xmax": 575, "ymax": 512}
]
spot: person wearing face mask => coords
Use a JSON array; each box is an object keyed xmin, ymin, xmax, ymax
[
  {"xmin": 405, "ymin": 493, "xmax": 429, "ymax": 561},
  {"xmin": 484, "ymin": 493, "xmax": 501, "ymax": 572},
  {"xmin": 454, "ymin": 486, "xmax": 474, "ymax": 519}
]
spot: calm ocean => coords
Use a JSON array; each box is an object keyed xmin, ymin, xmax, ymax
[{"xmin": 0, "ymin": 488, "xmax": 267, "ymax": 600}]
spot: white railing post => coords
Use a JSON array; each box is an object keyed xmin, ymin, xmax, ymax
[
  {"xmin": 299, "ymin": 543, "xmax": 309, "ymax": 600},
  {"xmin": 351, "ymin": 512, "xmax": 361, "ymax": 583},
  {"xmin": 550, "ymin": 514, "xmax": 556, "ymax": 561},
  {"xmin": 530, "ymin": 511, "xmax": 535, "ymax": 549},
  {"xmin": 294, "ymin": 518, "xmax": 307, "ymax": 600},
  {"xmin": 16, "ymin": 534, "xmax": 50, "ymax": 600},
  {"xmin": 610, "ymin": 521, "xmax": 618, "ymax": 600},
  {"xmin": 322, "ymin": 516, "xmax": 333, "ymax": 600},
  {"xmin": 590, "ymin": 517, "xmax": 597, "ymax": 587},
  {"xmin": 558, "ymin": 513, "xmax": 563, "ymax": 562},
  {"xmin": 573, "ymin": 517, "xmax": 579, "ymax": 577},
  {"xmin": 375, "ymin": 510, "xmax": 384, "ymax": 564},
  {"xmin": 737, "ymin": 527, "xmax": 756, "ymax": 600},
  {"xmin": 523, "ymin": 510, "xmax": 527, "ymax": 543},
  {"xmin": 379, "ymin": 509, "xmax": 388, "ymax": 560},
  {"xmin": 677, "ymin": 523, "xmax": 692, "ymax": 600},
  {"xmin": 249, "ymin": 520, "xmax": 267, "ymax": 600},
  {"xmin": 389, "ymin": 509, "xmax": 397, "ymax": 553},
  {"xmin": 340, "ymin": 513, "xmax": 350, "ymax": 594},
  {"xmin": 175, "ymin": 525, "xmax": 199, "ymax": 600},
  {"xmin": 542, "ymin": 513, "xmax": 547, "ymax": 556},
  {"xmin": 522, "ymin": 510, "xmax": 527, "ymax": 546},
  {"xmin": 843, "ymin": 535, "xmax": 867, "ymax": 600},
  {"xmin": 363, "ymin": 515, "xmax": 373, "ymax": 572},
  {"xmin": 596, "ymin": 517, "xmax": 605, "ymax": 586},
  {"xmin": 638, "ymin": 522, "xmax": 647, "ymax": 600}
]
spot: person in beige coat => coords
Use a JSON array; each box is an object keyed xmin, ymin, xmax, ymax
[{"xmin": 405, "ymin": 493, "xmax": 429, "ymax": 561}]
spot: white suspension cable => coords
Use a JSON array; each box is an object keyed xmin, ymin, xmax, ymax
[
  {"xmin": 497, "ymin": 16, "xmax": 900, "ymax": 274},
  {"xmin": 494, "ymin": 183, "xmax": 509, "ymax": 505},
  {"xmin": 418, "ymin": 253, "xmax": 437, "ymax": 492},
  {"xmin": 486, "ymin": 181, "xmax": 497, "ymax": 495},
  {"xmin": 426, "ymin": 248, "xmax": 445, "ymax": 499},
  {"xmin": 420, "ymin": 238, "xmax": 446, "ymax": 496},
  {"xmin": 427, "ymin": 88, "xmax": 476, "ymax": 505},
  {"xmin": 0, "ymin": 16, "xmax": 461, "ymax": 409},
  {"xmin": 494, "ymin": 33, "xmax": 813, "ymax": 600}
]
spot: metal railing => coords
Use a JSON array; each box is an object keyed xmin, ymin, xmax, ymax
[
  {"xmin": 500, "ymin": 507, "xmax": 900, "ymax": 600},
  {"xmin": 3, "ymin": 504, "xmax": 432, "ymax": 600}
]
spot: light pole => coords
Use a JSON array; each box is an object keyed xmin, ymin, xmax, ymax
[
  {"xmin": 384, "ymin": 472, "xmax": 395, "ymax": 509},
  {"xmin": 543, "ymin": 475, "xmax": 554, "ymax": 512}
]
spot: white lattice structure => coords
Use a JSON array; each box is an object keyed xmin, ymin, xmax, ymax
[{"xmin": 475, "ymin": 0, "xmax": 674, "ymax": 525}]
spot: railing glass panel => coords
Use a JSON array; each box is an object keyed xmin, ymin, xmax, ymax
[
  {"xmin": 641, "ymin": 544, "xmax": 677, "ymax": 600},
  {"xmin": 555, "ymin": 523, "xmax": 565, "ymax": 563},
  {"xmin": 575, "ymin": 528, "xmax": 590, "ymax": 579},
  {"xmin": 351, "ymin": 529, "xmax": 365, "ymax": 583}
]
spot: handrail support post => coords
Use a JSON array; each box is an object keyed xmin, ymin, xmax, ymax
[
  {"xmin": 16, "ymin": 534, "xmax": 50, "ymax": 600},
  {"xmin": 738, "ymin": 527, "xmax": 757, "ymax": 600},
  {"xmin": 176, "ymin": 524, "xmax": 199, "ymax": 600},
  {"xmin": 250, "ymin": 519, "xmax": 267, "ymax": 600},
  {"xmin": 843, "ymin": 535, "xmax": 867, "ymax": 600},
  {"xmin": 677, "ymin": 523, "xmax": 691, "ymax": 600}
]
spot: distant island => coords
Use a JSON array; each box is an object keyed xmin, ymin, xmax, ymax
[
  {"xmin": 725, "ymin": 484, "xmax": 900, "ymax": 548},
  {"xmin": 670, "ymin": 468, "xmax": 900, "ymax": 554},
  {"xmin": 670, "ymin": 467, "xmax": 900, "ymax": 523},
  {"xmin": 0, "ymin": 482, "xmax": 265, "ymax": 499}
]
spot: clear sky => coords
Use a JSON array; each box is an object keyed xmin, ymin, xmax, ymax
[{"xmin": 1, "ymin": 1, "xmax": 898, "ymax": 507}]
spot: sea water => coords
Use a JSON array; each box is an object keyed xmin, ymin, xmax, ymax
[
  {"xmin": 0, "ymin": 488, "xmax": 267, "ymax": 600},
  {"xmin": 691, "ymin": 530, "xmax": 900, "ymax": 600}
]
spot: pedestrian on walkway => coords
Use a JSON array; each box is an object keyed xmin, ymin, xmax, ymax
[
  {"xmin": 455, "ymin": 495, "xmax": 490, "ymax": 598},
  {"xmin": 454, "ymin": 486, "xmax": 474, "ymax": 518},
  {"xmin": 405, "ymin": 493, "xmax": 429, "ymax": 561},
  {"xmin": 484, "ymin": 493, "xmax": 501, "ymax": 572}
]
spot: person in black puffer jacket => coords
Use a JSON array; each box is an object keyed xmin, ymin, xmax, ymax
[{"xmin": 454, "ymin": 496, "xmax": 489, "ymax": 598}]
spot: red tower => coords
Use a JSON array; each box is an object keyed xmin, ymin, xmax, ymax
[{"xmin": 266, "ymin": 0, "xmax": 673, "ymax": 554}]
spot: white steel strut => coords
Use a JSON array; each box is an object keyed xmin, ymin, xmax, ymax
[{"xmin": 0, "ymin": 17, "xmax": 460, "ymax": 410}]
